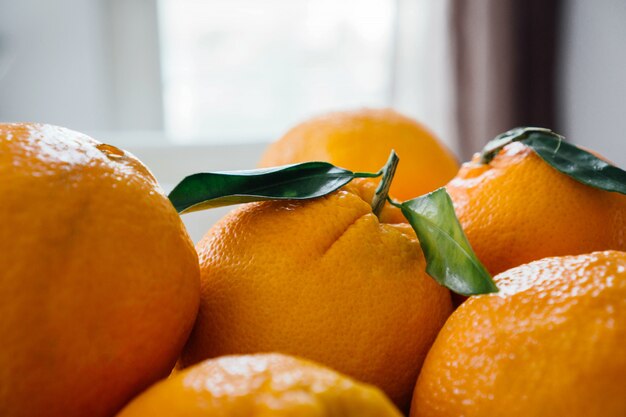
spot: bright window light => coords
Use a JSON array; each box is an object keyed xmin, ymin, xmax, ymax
[{"xmin": 158, "ymin": 0, "xmax": 396, "ymax": 144}]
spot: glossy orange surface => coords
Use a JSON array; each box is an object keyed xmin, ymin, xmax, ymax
[
  {"xmin": 118, "ymin": 353, "xmax": 403, "ymax": 416},
  {"xmin": 0, "ymin": 124, "xmax": 200, "ymax": 417},
  {"xmin": 181, "ymin": 178, "xmax": 453, "ymax": 411},
  {"xmin": 446, "ymin": 142, "xmax": 626, "ymax": 275},
  {"xmin": 259, "ymin": 108, "xmax": 459, "ymax": 201},
  {"xmin": 412, "ymin": 251, "xmax": 626, "ymax": 417}
]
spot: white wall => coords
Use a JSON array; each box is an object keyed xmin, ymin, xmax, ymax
[
  {"xmin": 0, "ymin": 0, "xmax": 162, "ymax": 132},
  {"xmin": 560, "ymin": 0, "xmax": 626, "ymax": 167},
  {"xmin": 0, "ymin": 0, "xmax": 114, "ymax": 130}
]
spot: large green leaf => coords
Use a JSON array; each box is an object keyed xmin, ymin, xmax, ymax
[
  {"xmin": 168, "ymin": 162, "xmax": 378, "ymax": 213},
  {"xmin": 397, "ymin": 188, "xmax": 497, "ymax": 296},
  {"xmin": 481, "ymin": 127, "xmax": 626, "ymax": 195},
  {"xmin": 525, "ymin": 134, "xmax": 626, "ymax": 195}
]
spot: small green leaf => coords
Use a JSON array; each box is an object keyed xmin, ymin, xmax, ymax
[
  {"xmin": 479, "ymin": 127, "xmax": 556, "ymax": 164},
  {"xmin": 168, "ymin": 162, "xmax": 377, "ymax": 214},
  {"xmin": 480, "ymin": 127, "xmax": 626, "ymax": 195},
  {"xmin": 396, "ymin": 188, "xmax": 497, "ymax": 296},
  {"xmin": 524, "ymin": 134, "xmax": 626, "ymax": 195}
]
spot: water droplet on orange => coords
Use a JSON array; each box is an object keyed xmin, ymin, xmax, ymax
[{"xmin": 96, "ymin": 143, "xmax": 125, "ymax": 160}]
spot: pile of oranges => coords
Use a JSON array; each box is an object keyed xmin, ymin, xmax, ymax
[{"xmin": 1, "ymin": 109, "xmax": 625, "ymax": 417}]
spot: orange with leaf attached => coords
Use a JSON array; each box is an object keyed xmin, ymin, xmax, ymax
[
  {"xmin": 446, "ymin": 141, "xmax": 626, "ymax": 275},
  {"xmin": 180, "ymin": 178, "xmax": 453, "ymax": 411}
]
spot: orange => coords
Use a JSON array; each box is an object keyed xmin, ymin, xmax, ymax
[
  {"xmin": 180, "ymin": 178, "xmax": 453, "ymax": 411},
  {"xmin": 118, "ymin": 353, "xmax": 403, "ymax": 416},
  {"xmin": 411, "ymin": 250, "xmax": 626, "ymax": 417},
  {"xmin": 0, "ymin": 124, "xmax": 200, "ymax": 417},
  {"xmin": 446, "ymin": 142, "xmax": 626, "ymax": 275},
  {"xmin": 259, "ymin": 108, "xmax": 459, "ymax": 200}
]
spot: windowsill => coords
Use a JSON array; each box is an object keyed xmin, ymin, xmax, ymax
[
  {"xmin": 87, "ymin": 130, "xmax": 270, "ymax": 185},
  {"xmin": 127, "ymin": 143, "xmax": 270, "ymax": 188}
]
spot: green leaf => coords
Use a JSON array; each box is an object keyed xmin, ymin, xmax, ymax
[
  {"xmin": 524, "ymin": 134, "xmax": 626, "ymax": 195},
  {"xmin": 168, "ymin": 162, "xmax": 377, "ymax": 214},
  {"xmin": 396, "ymin": 188, "xmax": 497, "ymax": 296},
  {"xmin": 480, "ymin": 127, "xmax": 626, "ymax": 195},
  {"xmin": 479, "ymin": 127, "xmax": 556, "ymax": 164}
]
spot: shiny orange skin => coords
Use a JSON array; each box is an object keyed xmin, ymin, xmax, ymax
[
  {"xmin": 0, "ymin": 124, "xmax": 200, "ymax": 417},
  {"xmin": 259, "ymin": 108, "xmax": 459, "ymax": 201},
  {"xmin": 446, "ymin": 142, "xmax": 626, "ymax": 275},
  {"xmin": 180, "ymin": 179, "xmax": 453, "ymax": 411},
  {"xmin": 118, "ymin": 353, "xmax": 403, "ymax": 416},
  {"xmin": 411, "ymin": 251, "xmax": 626, "ymax": 417}
]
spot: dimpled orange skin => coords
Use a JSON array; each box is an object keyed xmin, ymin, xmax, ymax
[
  {"xmin": 0, "ymin": 124, "xmax": 200, "ymax": 417},
  {"xmin": 446, "ymin": 142, "xmax": 626, "ymax": 276},
  {"xmin": 118, "ymin": 353, "xmax": 403, "ymax": 416},
  {"xmin": 411, "ymin": 251, "xmax": 626, "ymax": 417},
  {"xmin": 180, "ymin": 178, "xmax": 453, "ymax": 411},
  {"xmin": 259, "ymin": 108, "xmax": 459, "ymax": 201}
]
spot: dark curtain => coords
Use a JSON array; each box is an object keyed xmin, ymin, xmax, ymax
[{"xmin": 451, "ymin": 0, "xmax": 563, "ymax": 160}]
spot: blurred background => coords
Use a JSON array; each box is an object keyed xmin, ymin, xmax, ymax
[{"xmin": 1, "ymin": 0, "xmax": 625, "ymax": 240}]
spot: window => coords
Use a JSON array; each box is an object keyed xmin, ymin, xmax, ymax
[
  {"xmin": 158, "ymin": 0, "xmax": 396, "ymax": 143},
  {"xmin": 0, "ymin": 0, "xmax": 455, "ymax": 151}
]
